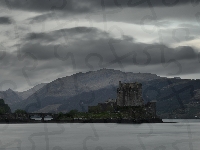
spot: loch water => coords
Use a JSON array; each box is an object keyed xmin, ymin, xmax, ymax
[{"xmin": 0, "ymin": 119, "xmax": 200, "ymax": 150}]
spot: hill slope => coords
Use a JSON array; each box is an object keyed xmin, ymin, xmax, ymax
[
  {"xmin": 6, "ymin": 69, "xmax": 200, "ymax": 118},
  {"xmin": 0, "ymin": 89, "xmax": 22, "ymax": 105},
  {"xmin": 16, "ymin": 83, "xmax": 46, "ymax": 100},
  {"xmin": 10, "ymin": 69, "xmax": 160, "ymax": 112}
]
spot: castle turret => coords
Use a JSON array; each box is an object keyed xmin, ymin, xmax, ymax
[{"xmin": 116, "ymin": 82, "xmax": 144, "ymax": 106}]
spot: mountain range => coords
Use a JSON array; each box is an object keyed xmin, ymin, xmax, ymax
[{"xmin": 1, "ymin": 69, "xmax": 200, "ymax": 118}]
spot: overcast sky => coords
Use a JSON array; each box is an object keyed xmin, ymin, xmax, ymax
[{"xmin": 0, "ymin": 0, "xmax": 200, "ymax": 91}]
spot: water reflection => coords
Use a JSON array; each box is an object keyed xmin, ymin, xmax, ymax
[{"xmin": 31, "ymin": 117, "xmax": 53, "ymax": 120}]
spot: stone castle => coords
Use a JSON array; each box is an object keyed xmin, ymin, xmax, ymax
[
  {"xmin": 88, "ymin": 81, "xmax": 157, "ymax": 119},
  {"xmin": 117, "ymin": 81, "xmax": 144, "ymax": 106}
]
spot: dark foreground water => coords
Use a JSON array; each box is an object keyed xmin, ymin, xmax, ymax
[{"xmin": 0, "ymin": 119, "xmax": 200, "ymax": 150}]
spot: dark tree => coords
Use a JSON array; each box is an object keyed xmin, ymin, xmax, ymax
[
  {"xmin": 0, "ymin": 99, "xmax": 11, "ymax": 114},
  {"xmin": 14, "ymin": 109, "xmax": 27, "ymax": 114}
]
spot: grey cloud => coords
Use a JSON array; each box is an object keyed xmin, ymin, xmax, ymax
[
  {"xmin": 1, "ymin": 1, "xmax": 200, "ymax": 92},
  {"xmin": 175, "ymin": 46, "xmax": 197, "ymax": 59},
  {"xmin": 26, "ymin": 2, "xmax": 200, "ymax": 31},
  {"xmin": 0, "ymin": 0, "xmax": 197, "ymax": 13},
  {"xmin": 19, "ymin": 43, "xmax": 56, "ymax": 60},
  {"xmin": 28, "ymin": 13, "xmax": 55, "ymax": 24},
  {"xmin": 25, "ymin": 27, "xmax": 109, "ymax": 42},
  {"xmin": 0, "ymin": 0, "xmax": 89, "ymax": 13},
  {"xmin": 177, "ymin": 24, "xmax": 200, "ymax": 36},
  {"xmin": 1, "ymin": 26, "xmax": 200, "ymax": 91},
  {"xmin": 0, "ymin": 16, "xmax": 12, "ymax": 24},
  {"xmin": 27, "ymin": 15, "xmax": 45, "ymax": 24},
  {"xmin": 20, "ymin": 27, "xmax": 199, "ymax": 67},
  {"xmin": 100, "ymin": 0, "xmax": 195, "ymax": 8},
  {"xmin": 154, "ymin": 26, "xmax": 199, "ymax": 46},
  {"xmin": 25, "ymin": 32, "xmax": 56, "ymax": 42}
]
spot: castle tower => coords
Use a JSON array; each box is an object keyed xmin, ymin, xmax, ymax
[{"xmin": 116, "ymin": 81, "xmax": 144, "ymax": 106}]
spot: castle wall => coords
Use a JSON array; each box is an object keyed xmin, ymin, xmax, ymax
[
  {"xmin": 88, "ymin": 81, "xmax": 158, "ymax": 119},
  {"xmin": 116, "ymin": 82, "xmax": 144, "ymax": 106},
  {"xmin": 144, "ymin": 102, "xmax": 156, "ymax": 118},
  {"xmin": 88, "ymin": 99, "xmax": 117, "ymax": 113}
]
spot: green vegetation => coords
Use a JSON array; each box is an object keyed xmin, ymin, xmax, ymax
[
  {"xmin": 14, "ymin": 109, "xmax": 27, "ymax": 114},
  {"xmin": 57, "ymin": 106, "xmax": 155, "ymax": 120},
  {"xmin": 0, "ymin": 99, "xmax": 11, "ymax": 114}
]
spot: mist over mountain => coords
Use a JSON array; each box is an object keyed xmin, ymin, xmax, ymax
[
  {"xmin": 0, "ymin": 83, "xmax": 47, "ymax": 105},
  {"xmin": 0, "ymin": 89, "xmax": 22, "ymax": 105},
  {"xmin": 1, "ymin": 69, "xmax": 200, "ymax": 118},
  {"xmin": 16, "ymin": 83, "xmax": 47, "ymax": 100}
]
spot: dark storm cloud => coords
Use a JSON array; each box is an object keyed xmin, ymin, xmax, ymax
[
  {"xmin": 0, "ymin": 17, "xmax": 12, "ymax": 24},
  {"xmin": 25, "ymin": 27, "xmax": 108, "ymax": 42},
  {"xmin": 20, "ymin": 0, "xmax": 200, "ymax": 25},
  {"xmin": 28, "ymin": 13, "xmax": 55, "ymax": 24},
  {"xmin": 25, "ymin": 32, "xmax": 56, "ymax": 42},
  {"xmin": 0, "ymin": 0, "xmax": 197, "ymax": 13},
  {"xmin": 18, "ymin": 43, "xmax": 56, "ymax": 60},
  {"xmin": 0, "ymin": 0, "xmax": 89, "ymax": 13},
  {"xmin": 20, "ymin": 27, "xmax": 199, "ymax": 71},
  {"xmin": 0, "ymin": 1, "xmax": 199, "ymax": 92},
  {"xmin": 97, "ymin": 0, "xmax": 195, "ymax": 8},
  {"xmin": 1, "ymin": 26, "xmax": 200, "ymax": 91}
]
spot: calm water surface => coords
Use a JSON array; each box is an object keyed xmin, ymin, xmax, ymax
[{"xmin": 0, "ymin": 119, "xmax": 200, "ymax": 150}]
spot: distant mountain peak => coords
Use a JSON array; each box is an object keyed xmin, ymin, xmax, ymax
[
  {"xmin": 6, "ymin": 88, "xmax": 14, "ymax": 92},
  {"xmin": 16, "ymin": 83, "xmax": 47, "ymax": 100}
]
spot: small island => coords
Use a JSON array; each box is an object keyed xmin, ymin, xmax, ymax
[{"xmin": 0, "ymin": 82, "xmax": 163, "ymax": 123}]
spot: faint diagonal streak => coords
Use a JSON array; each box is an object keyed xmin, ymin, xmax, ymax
[
  {"xmin": 137, "ymin": 123, "xmax": 154, "ymax": 150},
  {"xmin": 83, "ymin": 123, "xmax": 100, "ymax": 150},
  {"xmin": 28, "ymin": 123, "xmax": 65, "ymax": 150}
]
